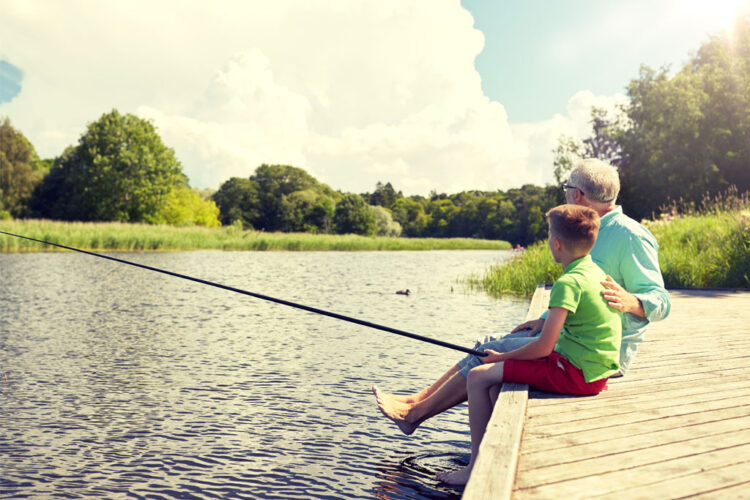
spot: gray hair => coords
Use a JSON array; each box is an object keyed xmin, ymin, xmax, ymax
[{"xmin": 569, "ymin": 158, "xmax": 620, "ymax": 202}]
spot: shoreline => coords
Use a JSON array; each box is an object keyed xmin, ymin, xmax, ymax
[{"xmin": 0, "ymin": 219, "xmax": 511, "ymax": 253}]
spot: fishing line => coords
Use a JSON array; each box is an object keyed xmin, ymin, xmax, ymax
[{"xmin": 0, "ymin": 230, "xmax": 487, "ymax": 357}]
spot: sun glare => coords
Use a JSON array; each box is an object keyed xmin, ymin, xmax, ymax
[{"xmin": 678, "ymin": 0, "xmax": 748, "ymax": 35}]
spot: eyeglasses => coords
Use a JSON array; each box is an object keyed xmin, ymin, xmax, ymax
[{"xmin": 561, "ymin": 182, "xmax": 585, "ymax": 196}]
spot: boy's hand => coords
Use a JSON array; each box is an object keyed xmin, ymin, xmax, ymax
[
  {"xmin": 480, "ymin": 349, "xmax": 504, "ymax": 363},
  {"xmin": 511, "ymin": 318, "xmax": 545, "ymax": 337}
]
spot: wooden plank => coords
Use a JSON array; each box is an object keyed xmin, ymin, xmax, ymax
[
  {"xmin": 513, "ymin": 290, "xmax": 750, "ymax": 499},
  {"xmin": 526, "ymin": 385, "xmax": 750, "ymax": 423},
  {"xmin": 602, "ymin": 461, "xmax": 750, "ymax": 499},
  {"xmin": 688, "ymin": 479, "xmax": 750, "ymax": 499},
  {"xmin": 462, "ymin": 285, "xmax": 549, "ymax": 500},
  {"xmin": 520, "ymin": 404, "xmax": 750, "ymax": 453},
  {"xmin": 522, "ymin": 395, "xmax": 750, "ymax": 438},
  {"xmin": 517, "ymin": 427, "xmax": 750, "ymax": 487},
  {"xmin": 520, "ymin": 415, "xmax": 750, "ymax": 469},
  {"xmin": 515, "ymin": 443, "xmax": 750, "ymax": 498},
  {"xmin": 462, "ymin": 383, "xmax": 529, "ymax": 500}
]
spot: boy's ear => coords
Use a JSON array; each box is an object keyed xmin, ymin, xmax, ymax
[{"xmin": 552, "ymin": 236, "xmax": 563, "ymax": 252}]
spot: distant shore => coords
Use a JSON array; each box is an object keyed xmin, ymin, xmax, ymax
[{"xmin": 0, "ymin": 219, "xmax": 511, "ymax": 252}]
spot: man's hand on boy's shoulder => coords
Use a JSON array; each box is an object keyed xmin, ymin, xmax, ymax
[
  {"xmin": 601, "ymin": 275, "xmax": 645, "ymax": 317},
  {"xmin": 511, "ymin": 318, "xmax": 545, "ymax": 337}
]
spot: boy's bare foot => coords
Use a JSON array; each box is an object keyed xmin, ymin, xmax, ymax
[
  {"xmin": 371, "ymin": 385, "xmax": 420, "ymax": 435},
  {"xmin": 436, "ymin": 466, "xmax": 472, "ymax": 485}
]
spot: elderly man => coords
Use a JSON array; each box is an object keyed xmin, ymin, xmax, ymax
[{"xmin": 373, "ymin": 158, "xmax": 671, "ymax": 435}]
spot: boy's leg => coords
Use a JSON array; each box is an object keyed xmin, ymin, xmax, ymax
[
  {"xmin": 372, "ymin": 333, "xmax": 536, "ymax": 434},
  {"xmin": 379, "ymin": 333, "xmax": 536, "ymax": 404},
  {"xmin": 377, "ymin": 364, "xmax": 460, "ymax": 404},
  {"xmin": 437, "ymin": 362, "xmax": 505, "ymax": 485},
  {"xmin": 373, "ymin": 368, "xmax": 468, "ymax": 435}
]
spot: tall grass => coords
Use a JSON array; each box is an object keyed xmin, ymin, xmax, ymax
[
  {"xmin": 473, "ymin": 188, "xmax": 750, "ymax": 296},
  {"xmin": 644, "ymin": 189, "xmax": 750, "ymax": 288},
  {"xmin": 0, "ymin": 219, "xmax": 511, "ymax": 252},
  {"xmin": 468, "ymin": 242, "xmax": 562, "ymax": 297}
]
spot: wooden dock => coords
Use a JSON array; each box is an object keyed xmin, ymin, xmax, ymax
[{"xmin": 464, "ymin": 287, "xmax": 750, "ymax": 499}]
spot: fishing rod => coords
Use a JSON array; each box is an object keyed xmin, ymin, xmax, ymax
[{"xmin": 0, "ymin": 230, "xmax": 487, "ymax": 357}]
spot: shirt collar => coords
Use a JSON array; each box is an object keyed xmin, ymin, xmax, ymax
[
  {"xmin": 599, "ymin": 206, "xmax": 623, "ymax": 227},
  {"xmin": 565, "ymin": 254, "xmax": 592, "ymax": 272}
]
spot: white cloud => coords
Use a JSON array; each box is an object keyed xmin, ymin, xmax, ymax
[
  {"xmin": 0, "ymin": 0, "xmax": 626, "ymax": 195},
  {"xmin": 510, "ymin": 90, "xmax": 628, "ymax": 186}
]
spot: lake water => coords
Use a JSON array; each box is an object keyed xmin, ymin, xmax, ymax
[{"xmin": 0, "ymin": 250, "xmax": 529, "ymax": 499}]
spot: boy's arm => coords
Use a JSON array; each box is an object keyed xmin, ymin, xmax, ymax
[{"xmin": 483, "ymin": 307, "xmax": 568, "ymax": 363}]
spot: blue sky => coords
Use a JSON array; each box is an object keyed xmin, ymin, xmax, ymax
[
  {"xmin": 463, "ymin": 0, "xmax": 747, "ymax": 122},
  {"xmin": 0, "ymin": 1, "xmax": 747, "ymax": 194}
]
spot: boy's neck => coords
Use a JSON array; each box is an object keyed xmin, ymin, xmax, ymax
[{"xmin": 559, "ymin": 253, "xmax": 588, "ymax": 268}]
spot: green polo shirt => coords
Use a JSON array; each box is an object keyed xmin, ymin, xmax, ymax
[{"xmin": 551, "ymin": 255, "xmax": 622, "ymax": 382}]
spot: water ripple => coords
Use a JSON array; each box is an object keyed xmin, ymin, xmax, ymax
[{"xmin": 1, "ymin": 250, "xmax": 525, "ymax": 499}]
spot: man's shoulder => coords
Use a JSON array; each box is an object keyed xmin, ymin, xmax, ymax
[{"xmin": 602, "ymin": 209, "xmax": 657, "ymax": 246}]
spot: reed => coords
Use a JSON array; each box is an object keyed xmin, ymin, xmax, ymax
[
  {"xmin": 467, "ymin": 241, "xmax": 562, "ymax": 297},
  {"xmin": 475, "ymin": 188, "xmax": 750, "ymax": 297},
  {"xmin": 0, "ymin": 219, "xmax": 511, "ymax": 252},
  {"xmin": 645, "ymin": 211, "xmax": 750, "ymax": 288}
]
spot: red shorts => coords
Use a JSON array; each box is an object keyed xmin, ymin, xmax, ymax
[{"xmin": 503, "ymin": 351, "xmax": 608, "ymax": 396}]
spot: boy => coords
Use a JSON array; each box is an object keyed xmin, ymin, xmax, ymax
[{"xmin": 437, "ymin": 204, "xmax": 621, "ymax": 485}]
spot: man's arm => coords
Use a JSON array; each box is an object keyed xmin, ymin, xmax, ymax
[{"xmin": 603, "ymin": 232, "xmax": 671, "ymax": 322}]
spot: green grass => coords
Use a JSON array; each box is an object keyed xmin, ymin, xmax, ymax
[
  {"xmin": 0, "ymin": 219, "xmax": 511, "ymax": 252},
  {"xmin": 645, "ymin": 210, "xmax": 750, "ymax": 288},
  {"xmin": 468, "ymin": 241, "xmax": 562, "ymax": 297},
  {"xmin": 473, "ymin": 189, "xmax": 750, "ymax": 296}
]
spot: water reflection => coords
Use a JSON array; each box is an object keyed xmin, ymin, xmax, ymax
[{"xmin": 1, "ymin": 250, "xmax": 527, "ymax": 498}]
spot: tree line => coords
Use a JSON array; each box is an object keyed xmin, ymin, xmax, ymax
[
  {"xmin": 0, "ymin": 111, "xmax": 564, "ymax": 244},
  {"xmin": 1, "ymin": 14, "xmax": 748, "ymax": 243}
]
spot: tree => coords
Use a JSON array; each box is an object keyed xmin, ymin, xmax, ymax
[
  {"xmin": 370, "ymin": 205, "xmax": 402, "ymax": 236},
  {"xmin": 155, "ymin": 185, "xmax": 220, "ymax": 227},
  {"xmin": 0, "ymin": 118, "xmax": 43, "ymax": 216},
  {"xmin": 391, "ymin": 197, "xmax": 429, "ymax": 237},
  {"xmin": 212, "ymin": 177, "xmax": 261, "ymax": 227},
  {"xmin": 367, "ymin": 181, "xmax": 402, "ymax": 208},
  {"xmin": 250, "ymin": 164, "xmax": 338, "ymax": 231},
  {"xmin": 334, "ymin": 193, "xmax": 376, "ymax": 235},
  {"xmin": 32, "ymin": 110, "xmax": 185, "ymax": 222},
  {"xmin": 553, "ymin": 107, "xmax": 625, "ymax": 184},
  {"xmin": 618, "ymin": 14, "xmax": 749, "ymax": 219}
]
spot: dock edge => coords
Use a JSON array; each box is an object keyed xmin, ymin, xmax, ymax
[{"xmin": 462, "ymin": 284, "xmax": 550, "ymax": 500}]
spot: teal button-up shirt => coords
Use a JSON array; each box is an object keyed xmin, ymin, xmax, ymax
[{"xmin": 590, "ymin": 206, "xmax": 671, "ymax": 371}]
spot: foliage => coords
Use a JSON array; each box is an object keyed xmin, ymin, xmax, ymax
[
  {"xmin": 154, "ymin": 185, "xmax": 221, "ymax": 227},
  {"xmin": 469, "ymin": 241, "xmax": 562, "ymax": 297},
  {"xmin": 334, "ymin": 193, "xmax": 377, "ymax": 235},
  {"xmin": 251, "ymin": 164, "xmax": 338, "ymax": 232},
  {"xmin": 31, "ymin": 110, "xmax": 185, "ymax": 222},
  {"xmin": 214, "ymin": 164, "xmax": 339, "ymax": 233},
  {"xmin": 558, "ymin": 14, "xmax": 750, "ymax": 221},
  {"xmin": 212, "ymin": 177, "xmax": 261, "ymax": 228},
  {"xmin": 552, "ymin": 107, "xmax": 626, "ymax": 184},
  {"xmin": 365, "ymin": 181, "xmax": 402, "ymax": 207},
  {"xmin": 0, "ymin": 219, "xmax": 511, "ymax": 252},
  {"xmin": 0, "ymin": 118, "xmax": 45, "ymax": 216},
  {"xmin": 475, "ymin": 188, "xmax": 750, "ymax": 296},
  {"xmin": 370, "ymin": 205, "xmax": 402, "ymax": 237},
  {"xmin": 645, "ymin": 188, "xmax": 750, "ymax": 288}
]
